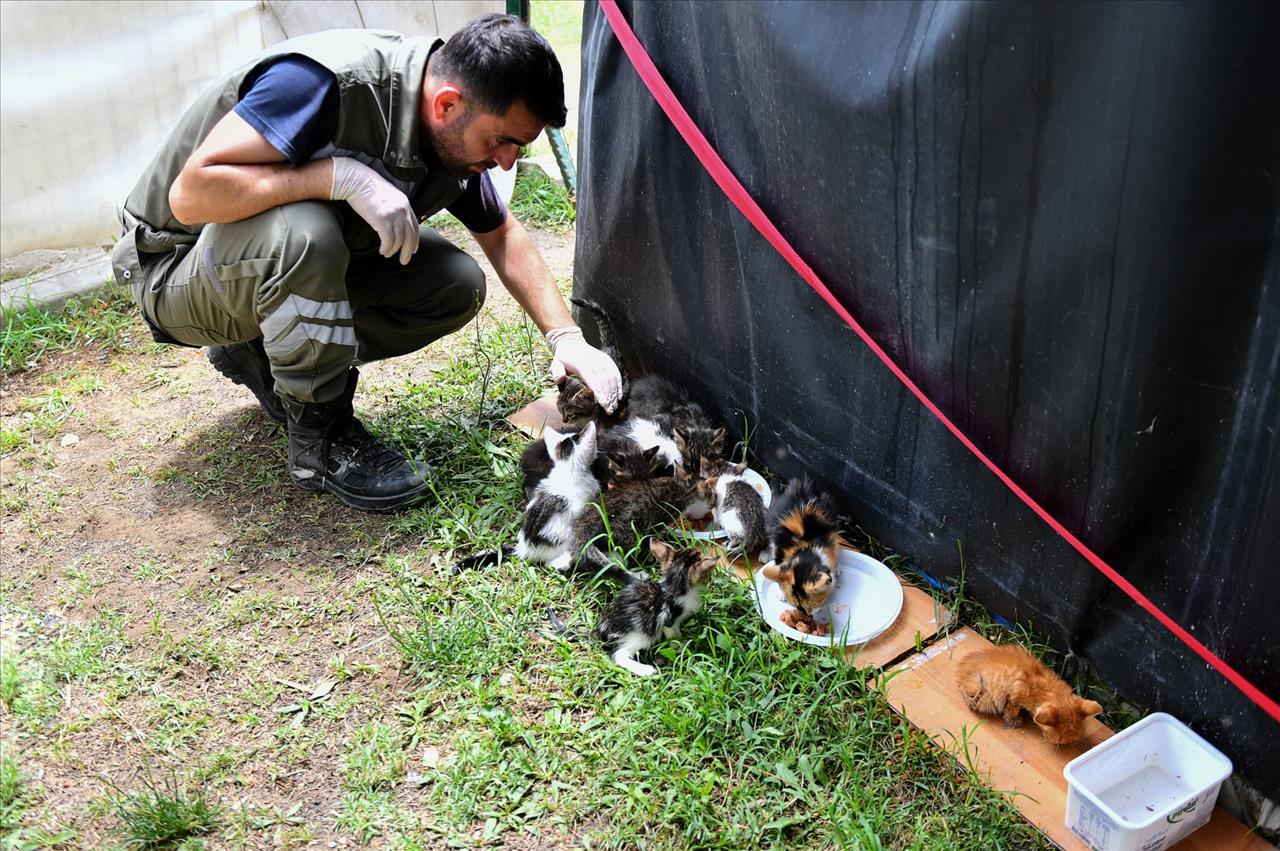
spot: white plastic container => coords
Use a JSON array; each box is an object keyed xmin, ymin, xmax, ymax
[{"xmin": 1063, "ymin": 712, "xmax": 1232, "ymax": 851}]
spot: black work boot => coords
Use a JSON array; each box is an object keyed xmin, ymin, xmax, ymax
[
  {"xmin": 282, "ymin": 369, "xmax": 430, "ymax": 512},
  {"xmin": 207, "ymin": 338, "xmax": 287, "ymax": 424}
]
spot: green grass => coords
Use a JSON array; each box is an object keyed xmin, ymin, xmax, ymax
[
  {"xmin": 108, "ymin": 768, "xmax": 221, "ymax": 849},
  {"xmin": 509, "ymin": 168, "xmax": 576, "ymax": 231},
  {"xmin": 356, "ymin": 316, "xmax": 1047, "ymax": 849},
  {"xmin": 1, "ymin": 280, "xmax": 142, "ymax": 376}
]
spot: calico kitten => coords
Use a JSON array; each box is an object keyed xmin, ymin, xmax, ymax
[
  {"xmin": 570, "ymin": 466, "xmax": 719, "ymax": 581},
  {"xmin": 596, "ymin": 539, "xmax": 719, "ymax": 676},
  {"xmin": 556, "ymin": 297, "xmax": 631, "ymax": 428},
  {"xmin": 760, "ymin": 477, "xmax": 841, "ymax": 614},
  {"xmin": 956, "ymin": 644, "xmax": 1103, "ymax": 745},
  {"xmin": 707, "ymin": 460, "xmax": 767, "ymax": 559},
  {"xmin": 456, "ymin": 423, "xmax": 600, "ymax": 573}
]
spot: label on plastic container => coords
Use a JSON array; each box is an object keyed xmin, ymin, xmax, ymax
[{"xmin": 1070, "ymin": 795, "xmax": 1113, "ymax": 850}]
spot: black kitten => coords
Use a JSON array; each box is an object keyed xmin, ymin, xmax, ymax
[{"xmin": 596, "ymin": 540, "xmax": 718, "ymax": 676}]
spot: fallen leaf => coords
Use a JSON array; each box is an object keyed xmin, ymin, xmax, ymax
[{"xmin": 309, "ymin": 679, "xmax": 336, "ymax": 700}]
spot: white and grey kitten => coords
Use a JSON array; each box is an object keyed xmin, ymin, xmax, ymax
[
  {"xmin": 707, "ymin": 459, "xmax": 767, "ymax": 559},
  {"xmin": 595, "ymin": 540, "xmax": 718, "ymax": 676}
]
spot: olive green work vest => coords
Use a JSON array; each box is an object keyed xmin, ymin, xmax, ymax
[{"xmin": 111, "ymin": 29, "xmax": 467, "ymax": 314}]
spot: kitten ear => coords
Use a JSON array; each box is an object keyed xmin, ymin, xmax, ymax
[
  {"xmin": 542, "ymin": 426, "xmax": 563, "ymax": 448},
  {"xmin": 733, "ymin": 461, "xmax": 748, "ymax": 475},
  {"xmin": 673, "ymin": 428, "xmax": 688, "ymax": 454},
  {"xmin": 700, "ymin": 456, "xmax": 715, "ymax": 478},
  {"xmin": 1078, "ymin": 698, "xmax": 1103, "ymax": 718},
  {"xmin": 649, "ymin": 539, "xmax": 674, "ymax": 563},
  {"xmin": 762, "ymin": 563, "xmax": 786, "ymax": 583},
  {"xmin": 672, "ymin": 464, "xmax": 689, "ymax": 482},
  {"xmin": 711, "ymin": 427, "xmax": 727, "ymax": 453},
  {"xmin": 1033, "ymin": 705, "xmax": 1059, "ymax": 727},
  {"xmin": 692, "ymin": 557, "xmax": 718, "ymax": 583},
  {"xmin": 642, "ymin": 446, "xmax": 661, "ymax": 463},
  {"xmin": 580, "ymin": 420, "xmax": 598, "ymax": 443}
]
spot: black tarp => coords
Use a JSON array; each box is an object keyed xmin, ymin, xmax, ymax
[{"xmin": 573, "ymin": 0, "xmax": 1280, "ymax": 797}]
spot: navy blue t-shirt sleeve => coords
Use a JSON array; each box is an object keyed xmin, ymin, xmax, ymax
[
  {"xmin": 233, "ymin": 56, "xmax": 339, "ymax": 165},
  {"xmin": 446, "ymin": 172, "xmax": 508, "ymax": 233}
]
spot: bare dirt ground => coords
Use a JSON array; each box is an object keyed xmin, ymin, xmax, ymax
[{"xmin": 0, "ymin": 226, "xmax": 573, "ymax": 848}]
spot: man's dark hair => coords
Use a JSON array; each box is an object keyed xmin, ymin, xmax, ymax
[{"xmin": 431, "ymin": 13, "xmax": 567, "ymax": 128}]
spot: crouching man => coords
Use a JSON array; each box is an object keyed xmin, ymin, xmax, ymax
[{"xmin": 111, "ymin": 14, "xmax": 619, "ymax": 511}]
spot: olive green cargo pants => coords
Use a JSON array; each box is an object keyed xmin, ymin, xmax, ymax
[{"xmin": 134, "ymin": 201, "xmax": 486, "ymax": 403}]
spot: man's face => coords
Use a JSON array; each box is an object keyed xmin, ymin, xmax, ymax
[{"xmin": 430, "ymin": 98, "xmax": 544, "ymax": 179}]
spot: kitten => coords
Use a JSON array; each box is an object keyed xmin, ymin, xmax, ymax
[
  {"xmin": 620, "ymin": 375, "xmax": 726, "ymax": 475},
  {"xmin": 673, "ymin": 425, "xmax": 728, "ymax": 479},
  {"xmin": 955, "ymin": 644, "xmax": 1103, "ymax": 745},
  {"xmin": 516, "ymin": 422, "xmax": 602, "ymax": 568},
  {"xmin": 520, "ymin": 425, "xmax": 662, "ymax": 503},
  {"xmin": 596, "ymin": 539, "xmax": 719, "ymax": 676},
  {"xmin": 570, "ymin": 466, "xmax": 719, "ymax": 581},
  {"xmin": 760, "ymin": 477, "xmax": 841, "ymax": 614},
  {"xmin": 556, "ymin": 297, "xmax": 631, "ymax": 428},
  {"xmin": 456, "ymin": 422, "xmax": 599, "ymax": 573},
  {"xmin": 626, "ymin": 374, "xmax": 708, "ymax": 434},
  {"xmin": 520, "ymin": 422, "xmax": 608, "ymax": 503},
  {"xmin": 707, "ymin": 460, "xmax": 767, "ymax": 559}
]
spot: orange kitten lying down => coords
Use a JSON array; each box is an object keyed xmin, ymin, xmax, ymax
[{"xmin": 955, "ymin": 644, "xmax": 1103, "ymax": 745}]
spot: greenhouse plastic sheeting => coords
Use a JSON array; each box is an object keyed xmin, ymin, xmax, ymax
[
  {"xmin": 575, "ymin": 0, "xmax": 1280, "ymax": 797},
  {"xmin": 0, "ymin": 0, "xmax": 499, "ymax": 257}
]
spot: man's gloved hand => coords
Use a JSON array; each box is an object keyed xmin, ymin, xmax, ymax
[
  {"xmin": 330, "ymin": 157, "xmax": 420, "ymax": 265},
  {"xmin": 546, "ymin": 327, "xmax": 622, "ymax": 414}
]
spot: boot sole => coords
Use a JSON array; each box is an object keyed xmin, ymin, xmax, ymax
[
  {"xmin": 290, "ymin": 469, "xmax": 431, "ymax": 512},
  {"xmin": 208, "ymin": 348, "xmax": 287, "ymax": 424}
]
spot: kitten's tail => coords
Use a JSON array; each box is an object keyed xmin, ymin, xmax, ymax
[
  {"xmin": 573, "ymin": 545, "xmax": 644, "ymax": 585},
  {"xmin": 570, "ymin": 297, "xmax": 631, "ymax": 406},
  {"xmin": 453, "ymin": 545, "xmax": 515, "ymax": 574}
]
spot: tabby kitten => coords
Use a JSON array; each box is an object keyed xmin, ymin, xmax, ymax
[
  {"xmin": 596, "ymin": 539, "xmax": 719, "ymax": 676},
  {"xmin": 760, "ymin": 477, "xmax": 841, "ymax": 614},
  {"xmin": 956, "ymin": 644, "xmax": 1103, "ymax": 745},
  {"xmin": 570, "ymin": 466, "xmax": 718, "ymax": 581}
]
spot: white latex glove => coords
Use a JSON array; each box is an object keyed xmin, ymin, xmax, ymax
[
  {"xmin": 330, "ymin": 157, "xmax": 419, "ymax": 265},
  {"xmin": 546, "ymin": 327, "xmax": 622, "ymax": 414}
]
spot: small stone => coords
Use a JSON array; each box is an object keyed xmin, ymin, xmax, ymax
[
  {"xmin": 405, "ymin": 770, "xmax": 429, "ymax": 787},
  {"xmin": 60, "ymin": 434, "xmax": 80, "ymax": 447},
  {"xmin": 422, "ymin": 746, "xmax": 442, "ymax": 767},
  {"xmin": 498, "ymin": 671, "xmax": 515, "ymax": 687},
  {"xmin": 227, "ymin": 583, "xmax": 243, "ymax": 593}
]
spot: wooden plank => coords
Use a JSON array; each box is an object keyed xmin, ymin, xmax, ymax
[
  {"xmin": 506, "ymin": 392, "xmax": 562, "ymax": 439},
  {"xmin": 724, "ymin": 549, "xmax": 949, "ymax": 672},
  {"xmin": 874, "ymin": 628, "xmax": 1268, "ymax": 851}
]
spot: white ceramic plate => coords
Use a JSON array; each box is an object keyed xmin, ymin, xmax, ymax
[
  {"xmin": 684, "ymin": 467, "xmax": 773, "ymax": 541},
  {"xmin": 752, "ymin": 550, "xmax": 904, "ymax": 646}
]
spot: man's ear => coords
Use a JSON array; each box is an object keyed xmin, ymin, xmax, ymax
[{"xmin": 430, "ymin": 85, "xmax": 465, "ymax": 123}]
